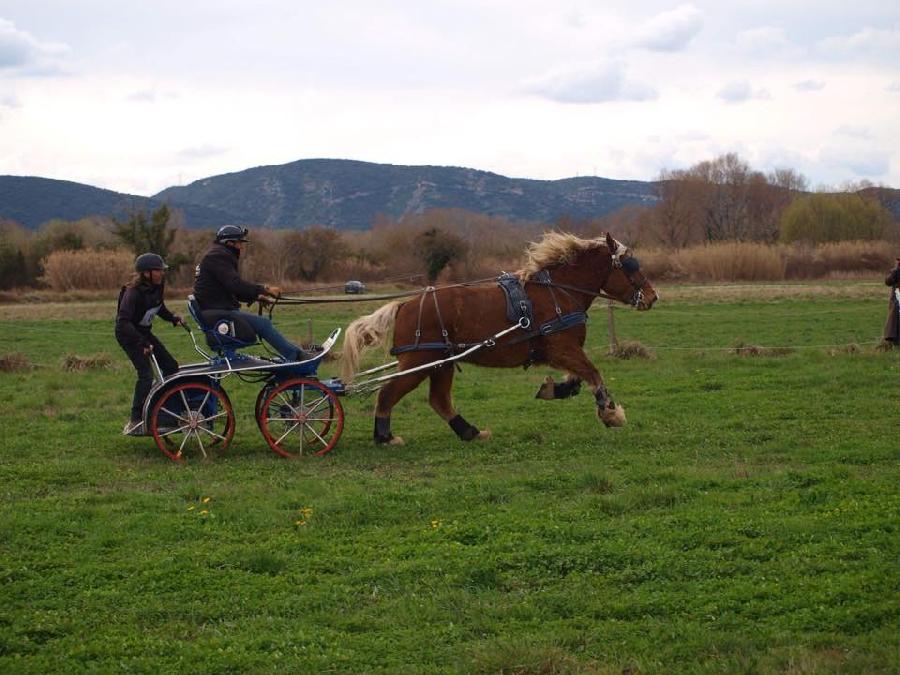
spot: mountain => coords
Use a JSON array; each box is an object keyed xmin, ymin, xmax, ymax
[
  {"xmin": 0, "ymin": 176, "xmax": 236, "ymax": 230},
  {"xmin": 154, "ymin": 159, "xmax": 659, "ymax": 229}
]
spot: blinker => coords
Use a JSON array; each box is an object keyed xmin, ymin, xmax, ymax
[{"xmin": 621, "ymin": 256, "xmax": 640, "ymax": 273}]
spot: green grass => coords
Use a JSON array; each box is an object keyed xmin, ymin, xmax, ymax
[{"xmin": 0, "ymin": 285, "xmax": 898, "ymax": 673}]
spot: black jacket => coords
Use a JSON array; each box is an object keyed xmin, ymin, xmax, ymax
[
  {"xmin": 193, "ymin": 242, "xmax": 264, "ymax": 311},
  {"xmin": 115, "ymin": 280, "xmax": 176, "ymax": 349},
  {"xmin": 886, "ymin": 268, "xmax": 900, "ymax": 289}
]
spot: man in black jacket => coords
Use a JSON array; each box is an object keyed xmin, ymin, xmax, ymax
[
  {"xmin": 116, "ymin": 253, "xmax": 184, "ymax": 435},
  {"xmin": 883, "ymin": 257, "xmax": 900, "ymax": 347},
  {"xmin": 193, "ymin": 225, "xmax": 305, "ymax": 360}
]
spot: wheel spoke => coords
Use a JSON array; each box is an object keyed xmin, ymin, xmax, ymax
[
  {"xmin": 304, "ymin": 395, "xmax": 329, "ymax": 415},
  {"xmin": 303, "ymin": 423, "xmax": 329, "ymax": 448},
  {"xmin": 160, "ymin": 422, "xmax": 191, "ymax": 437},
  {"xmin": 179, "ymin": 429, "xmax": 192, "ymax": 454},
  {"xmin": 197, "ymin": 425, "xmax": 227, "ymax": 442},
  {"xmin": 275, "ymin": 391, "xmax": 300, "ymax": 415},
  {"xmin": 196, "ymin": 429, "xmax": 207, "ymax": 458},
  {"xmin": 180, "ymin": 390, "xmax": 192, "ymax": 415},
  {"xmin": 274, "ymin": 421, "xmax": 301, "ymax": 446},
  {"xmin": 158, "ymin": 406, "xmax": 188, "ymax": 423}
]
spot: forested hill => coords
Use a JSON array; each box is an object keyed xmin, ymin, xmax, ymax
[
  {"xmin": 0, "ymin": 176, "xmax": 233, "ymax": 230},
  {"xmin": 153, "ymin": 159, "xmax": 659, "ymax": 229}
]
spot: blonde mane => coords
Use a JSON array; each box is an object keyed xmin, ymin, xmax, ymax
[{"xmin": 516, "ymin": 232, "xmax": 608, "ymax": 280}]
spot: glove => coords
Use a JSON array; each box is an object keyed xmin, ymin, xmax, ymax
[
  {"xmin": 172, "ymin": 316, "xmax": 185, "ymax": 327},
  {"xmin": 142, "ymin": 343, "xmax": 154, "ymax": 356}
]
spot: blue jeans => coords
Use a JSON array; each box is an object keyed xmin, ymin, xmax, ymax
[{"xmin": 227, "ymin": 310, "xmax": 301, "ymax": 360}]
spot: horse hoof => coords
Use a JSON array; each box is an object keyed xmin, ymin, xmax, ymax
[
  {"xmin": 388, "ymin": 436, "xmax": 405, "ymax": 446},
  {"xmin": 598, "ymin": 404, "xmax": 627, "ymax": 428},
  {"xmin": 475, "ymin": 428, "xmax": 492, "ymax": 441},
  {"xmin": 535, "ymin": 376, "xmax": 555, "ymax": 400}
]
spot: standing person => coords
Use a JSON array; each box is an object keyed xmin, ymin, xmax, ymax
[
  {"xmin": 116, "ymin": 253, "xmax": 184, "ymax": 435},
  {"xmin": 193, "ymin": 225, "xmax": 306, "ymax": 361},
  {"xmin": 883, "ymin": 256, "xmax": 900, "ymax": 347}
]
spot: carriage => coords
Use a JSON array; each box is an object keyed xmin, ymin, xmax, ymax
[{"xmin": 136, "ymin": 295, "xmax": 345, "ymax": 461}]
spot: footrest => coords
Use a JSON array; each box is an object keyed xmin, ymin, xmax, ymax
[{"xmin": 320, "ymin": 378, "xmax": 346, "ymax": 396}]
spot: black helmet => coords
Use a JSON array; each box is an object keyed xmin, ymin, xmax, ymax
[
  {"xmin": 135, "ymin": 253, "xmax": 168, "ymax": 272},
  {"xmin": 215, "ymin": 225, "xmax": 250, "ymax": 243}
]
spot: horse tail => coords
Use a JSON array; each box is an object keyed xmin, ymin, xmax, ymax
[{"xmin": 341, "ymin": 300, "xmax": 403, "ymax": 382}]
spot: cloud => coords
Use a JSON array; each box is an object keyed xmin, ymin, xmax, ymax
[
  {"xmin": 835, "ymin": 125, "xmax": 872, "ymax": 140},
  {"xmin": 794, "ymin": 79, "xmax": 825, "ymax": 92},
  {"xmin": 716, "ymin": 81, "xmax": 770, "ymax": 103},
  {"xmin": 125, "ymin": 89, "xmax": 181, "ymax": 103},
  {"xmin": 0, "ymin": 18, "xmax": 68, "ymax": 72},
  {"xmin": 887, "ymin": 82, "xmax": 900, "ymax": 93},
  {"xmin": 818, "ymin": 27, "xmax": 900, "ymax": 59},
  {"xmin": 525, "ymin": 61, "xmax": 657, "ymax": 104},
  {"xmin": 178, "ymin": 144, "xmax": 229, "ymax": 160},
  {"xmin": 736, "ymin": 26, "xmax": 794, "ymax": 55},
  {"xmin": 632, "ymin": 4, "xmax": 703, "ymax": 52},
  {"xmin": 0, "ymin": 91, "xmax": 20, "ymax": 107},
  {"xmin": 820, "ymin": 145, "xmax": 890, "ymax": 178}
]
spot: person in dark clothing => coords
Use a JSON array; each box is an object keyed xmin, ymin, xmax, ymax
[
  {"xmin": 116, "ymin": 253, "xmax": 185, "ymax": 435},
  {"xmin": 883, "ymin": 257, "xmax": 900, "ymax": 347},
  {"xmin": 193, "ymin": 225, "xmax": 305, "ymax": 360}
]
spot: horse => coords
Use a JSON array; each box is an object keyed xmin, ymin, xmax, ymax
[{"xmin": 340, "ymin": 231, "xmax": 659, "ymax": 445}]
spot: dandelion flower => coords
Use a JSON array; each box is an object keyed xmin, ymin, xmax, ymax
[
  {"xmin": 187, "ymin": 505, "xmax": 195, "ymax": 511},
  {"xmin": 202, "ymin": 497, "xmax": 211, "ymax": 504},
  {"xmin": 200, "ymin": 509, "xmax": 209, "ymax": 515}
]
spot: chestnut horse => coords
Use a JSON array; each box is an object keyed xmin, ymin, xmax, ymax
[{"xmin": 340, "ymin": 232, "xmax": 658, "ymax": 444}]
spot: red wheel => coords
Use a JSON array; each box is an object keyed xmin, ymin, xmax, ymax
[
  {"xmin": 150, "ymin": 382, "xmax": 235, "ymax": 461},
  {"xmin": 257, "ymin": 378, "xmax": 343, "ymax": 457}
]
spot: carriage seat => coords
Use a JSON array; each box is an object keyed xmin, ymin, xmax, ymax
[{"xmin": 187, "ymin": 295, "xmax": 258, "ymax": 352}]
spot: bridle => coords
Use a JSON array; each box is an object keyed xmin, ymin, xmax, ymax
[{"xmin": 531, "ymin": 240, "xmax": 650, "ymax": 309}]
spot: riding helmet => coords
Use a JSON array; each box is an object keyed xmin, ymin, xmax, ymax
[
  {"xmin": 215, "ymin": 225, "xmax": 250, "ymax": 243},
  {"xmin": 134, "ymin": 252, "xmax": 168, "ymax": 272}
]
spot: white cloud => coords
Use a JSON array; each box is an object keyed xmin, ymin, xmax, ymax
[
  {"xmin": 736, "ymin": 26, "xmax": 794, "ymax": 55},
  {"xmin": 820, "ymin": 145, "xmax": 890, "ymax": 177},
  {"xmin": 0, "ymin": 17, "xmax": 68, "ymax": 72},
  {"xmin": 818, "ymin": 27, "xmax": 900, "ymax": 59},
  {"xmin": 716, "ymin": 81, "xmax": 770, "ymax": 103},
  {"xmin": 525, "ymin": 61, "xmax": 657, "ymax": 104},
  {"xmin": 794, "ymin": 80, "xmax": 825, "ymax": 92},
  {"xmin": 887, "ymin": 82, "xmax": 900, "ymax": 92},
  {"xmin": 835, "ymin": 125, "xmax": 873, "ymax": 140},
  {"xmin": 632, "ymin": 4, "xmax": 703, "ymax": 52},
  {"xmin": 0, "ymin": 91, "xmax": 19, "ymax": 107}
]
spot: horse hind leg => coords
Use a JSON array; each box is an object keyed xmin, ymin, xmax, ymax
[
  {"xmin": 429, "ymin": 366, "xmax": 491, "ymax": 441},
  {"xmin": 374, "ymin": 368, "xmax": 430, "ymax": 445}
]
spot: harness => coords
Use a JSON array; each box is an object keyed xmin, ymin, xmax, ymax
[{"xmin": 388, "ymin": 272, "xmax": 589, "ymax": 362}]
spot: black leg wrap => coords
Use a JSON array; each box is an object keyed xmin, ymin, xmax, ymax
[
  {"xmin": 554, "ymin": 379, "xmax": 582, "ymax": 399},
  {"xmin": 594, "ymin": 388, "xmax": 613, "ymax": 409},
  {"xmin": 374, "ymin": 416, "xmax": 394, "ymax": 444},
  {"xmin": 448, "ymin": 414, "xmax": 479, "ymax": 441}
]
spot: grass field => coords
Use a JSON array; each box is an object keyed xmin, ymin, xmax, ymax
[{"xmin": 1, "ymin": 282, "xmax": 898, "ymax": 673}]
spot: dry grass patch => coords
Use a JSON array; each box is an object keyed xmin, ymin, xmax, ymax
[
  {"xmin": 826, "ymin": 343, "xmax": 862, "ymax": 356},
  {"xmin": 609, "ymin": 340, "xmax": 654, "ymax": 359},
  {"xmin": 0, "ymin": 352, "xmax": 33, "ymax": 372},
  {"xmin": 61, "ymin": 354, "xmax": 114, "ymax": 372},
  {"xmin": 729, "ymin": 341, "xmax": 794, "ymax": 357}
]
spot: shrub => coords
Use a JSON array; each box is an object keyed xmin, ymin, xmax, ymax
[
  {"xmin": 673, "ymin": 242, "xmax": 786, "ymax": 281},
  {"xmin": 40, "ymin": 249, "xmax": 134, "ymax": 291}
]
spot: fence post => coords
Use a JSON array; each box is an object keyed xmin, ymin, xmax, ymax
[{"xmin": 606, "ymin": 299, "xmax": 618, "ymax": 353}]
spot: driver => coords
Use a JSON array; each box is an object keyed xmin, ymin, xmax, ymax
[{"xmin": 193, "ymin": 225, "xmax": 306, "ymax": 361}]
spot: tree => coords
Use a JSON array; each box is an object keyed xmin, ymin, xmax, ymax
[
  {"xmin": 779, "ymin": 192, "xmax": 896, "ymax": 243},
  {"xmin": 413, "ymin": 227, "xmax": 468, "ymax": 283},
  {"xmin": 112, "ymin": 204, "xmax": 177, "ymax": 258},
  {"xmin": 283, "ymin": 226, "xmax": 349, "ymax": 282}
]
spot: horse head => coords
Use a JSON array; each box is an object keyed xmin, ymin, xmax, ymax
[{"xmin": 601, "ymin": 232, "xmax": 658, "ymax": 311}]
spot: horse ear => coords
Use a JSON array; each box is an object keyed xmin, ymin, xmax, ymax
[{"xmin": 605, "ymin": 232, "xmax": 615, "ymax": 250}]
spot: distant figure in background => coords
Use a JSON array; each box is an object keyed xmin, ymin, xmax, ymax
[
  {"xmin": 116, "ymin": 253, "xmax": 184, "ymax": 435},
  {"xmin": 193, "ymin": 225, "xmax": 306, "ymax": 361},
  {"xmin": 883, "ymin": 257, "xmax": 900, "ymax": 348}
]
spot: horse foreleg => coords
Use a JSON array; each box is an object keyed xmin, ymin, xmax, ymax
[
  {"xmin": 374, "ymin": 369, "xmax": 430, "ymax": 445},
  {"xmin": 534, "ymin": 375, "xmax": 582, "ymax": 400},
  {"xmin": 428, "ymin": 366, "xmax": 491, "ymax": 441},
  {"xmin": 547, "ymin": 349, "xmax": 626, "ymax": 428}
]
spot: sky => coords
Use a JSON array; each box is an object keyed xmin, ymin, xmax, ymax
[{"xmin": 0, "ymin": 0, "xmax": 898, "ymax": 196}]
